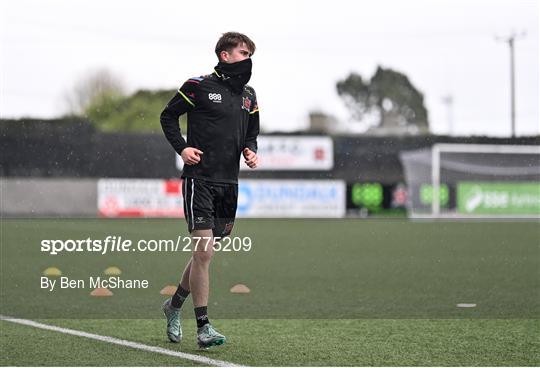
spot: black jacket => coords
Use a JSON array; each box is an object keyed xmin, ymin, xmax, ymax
[{"xmin": 160, "ymin": 71, "xmax": 259, "ymax": 184}]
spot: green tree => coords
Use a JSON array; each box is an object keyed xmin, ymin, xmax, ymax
[
  {"xmin": 337, "ymin": 66, "xmax": 429, "ymax": 134},
  {"xmin": 85, "ymin": 89, "xmax": 186, "ymax": 133},
  {"xmin": 64, "ymin": 69, "xmax": 186, "ymax": 133}
]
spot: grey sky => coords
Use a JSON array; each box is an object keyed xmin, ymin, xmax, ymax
[{"xmin": 1, "ymin": 0, "xmax": 538, "ymax": 136}]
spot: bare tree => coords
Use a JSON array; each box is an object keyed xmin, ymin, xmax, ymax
[{"xmin": 64, "ymin": 68, "xmax": 125, "ymax": 116}]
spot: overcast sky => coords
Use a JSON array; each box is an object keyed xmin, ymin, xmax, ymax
[{"xmin": 1, "ymin": 0, "xmax": 538, "ymax": 136}]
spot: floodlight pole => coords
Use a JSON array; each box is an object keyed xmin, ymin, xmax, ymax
[
  {"xmin": 496, "ymin": 32, "xmax": 526, "ymax": 138},
  {"xmin": 509, "ymin": 37, "xmax": 516, "ymax": 138},
  {"xmin": 442, "ymin": 95, "xmax": 454, "ymax": 135}
]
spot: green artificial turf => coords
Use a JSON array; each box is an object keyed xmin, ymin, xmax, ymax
[
  {"xmin": 1, "ymin": 219, "xmax": 539, "ymax": 365},
  {"xmin": 1, "ymin": 318, "xmax": 539, "ymax": 366}
]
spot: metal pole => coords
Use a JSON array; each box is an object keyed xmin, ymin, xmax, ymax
[
  {"xmin": 509, "ymin": 38, "xmax": 515, "ymax": 138},
  {"xmin": 496, "ymin": 32, "xmax": 526, "ymax": 138},
  {"xmin": 442, "ymin": 95, "xmax": 454, "ymax": 136}
]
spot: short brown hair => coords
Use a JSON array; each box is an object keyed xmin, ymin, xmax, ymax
[{"xmin": 215, "ymin": 32, "xmax": 256, "ymax": 60}]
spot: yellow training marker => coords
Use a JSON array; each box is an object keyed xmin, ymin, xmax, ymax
[
  {"xmin": 43, "ymin": 267, "xmax": 62, "ymax": 277},
  {"xmin": 90, "ymin": 287, "xmax": 113, "ymax": 297},
  {"xmin": 160, "ymin": 285, "xmax": 177, "ymax": 296},
  {"xmin": 230, "ymin": 284, "xmax": 250, "ymax": 294},
  {"xmin": 104, "ymin": 266, "xmax": 122, "ymax": 276}
]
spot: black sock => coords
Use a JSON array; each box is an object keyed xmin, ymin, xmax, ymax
[
  {"xmin": 171, "ymin": 285, "xmax": 190, "ymax": 309},
  {"xmin": 194, "ymin": 306, "xmax": 210, "ymax": 328}
]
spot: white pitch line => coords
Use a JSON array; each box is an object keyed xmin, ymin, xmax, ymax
[{"xmin": 0, "ymin": 315, "xmax": 244, "ymax": 367}]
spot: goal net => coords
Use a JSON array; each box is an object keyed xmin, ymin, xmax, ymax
[{"xmin": 400, "ymin": 144, "xmax": 540, "ymax": 218}]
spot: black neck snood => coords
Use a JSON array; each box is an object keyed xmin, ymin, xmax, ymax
[{"xmin": 215, "ymin": 58, "xmax": 252, "ymax": 94}]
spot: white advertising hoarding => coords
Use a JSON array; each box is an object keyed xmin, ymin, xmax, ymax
[
  {"xmin": 242, "ymin": 136, "xmax": 334, "ymax": 171},
  {"xmin": 98, "ymin": 179, "xmax": 184, "ymax": 217},
  {"xmin": 98, "ymin": 179, "xmax": 346, "ymax": 218},
  {"xmin": 176, "ymin": 136, "xmax": 334, "ymax": 171},
  {"xmin": 237, "ymin": 180, "xmax": 346, "ymax": 218}
]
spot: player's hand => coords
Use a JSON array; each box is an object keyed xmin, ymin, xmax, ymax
[
  {"xmin": 243, "ymin": 148, "xmax": 258, "ymax": 169},
  {"xmin": 181, "ymin": 147, "xmax": 203, "ymax": 165}
]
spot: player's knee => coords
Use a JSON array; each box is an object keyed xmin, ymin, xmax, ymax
[{"xmin": 192, "ymin": 248, "xmax": 213, "ymax": 264}]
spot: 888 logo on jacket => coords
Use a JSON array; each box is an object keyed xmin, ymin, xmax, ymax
[{"xmin": 208, "ymin": 93, "xmax": 222, "ymax": 103}]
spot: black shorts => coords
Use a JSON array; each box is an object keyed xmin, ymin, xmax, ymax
[{"xmin": 182, "ymin": 177, "xmax": 238, "ymax": 238}]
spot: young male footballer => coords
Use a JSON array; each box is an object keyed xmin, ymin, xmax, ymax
[{"xmin": 159, "ymin": 32, "xmax": 259, "ymax": 348}]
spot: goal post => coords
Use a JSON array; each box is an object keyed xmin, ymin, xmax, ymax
[{"xmin": 401, "ymin": 143, "xmax": 540, "ymax": 219}]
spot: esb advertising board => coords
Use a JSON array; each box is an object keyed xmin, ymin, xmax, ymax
[
  {"xmin": 175, "ymin": 136, "xmax": 334, "ymax": 171},
  {"xmin": 457, "ymin": 182, "xmax": 540, "ymax": 215},
  {"xmin": 237, "ymin": 180, "xmax": 346, "ymax": 218},
  {"xmin": 98, "ymin": 179, "xmax": 184, "ymax": 217},
  {"xmin": 98, "ymin": 179, "xmax": 346, "ymax": 218}
]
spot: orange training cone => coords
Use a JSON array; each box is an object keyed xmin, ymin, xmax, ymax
[
  {"xmin": 90, "ymin": 287, "xmax": 113, "ymax": 297},
  {"xmin": 230, "ymin": 284, "xmax": 250, "ymax": 294},
  {"xmin": 160, "ymin": 285, "xmax": 177, "ymax": 296}
]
